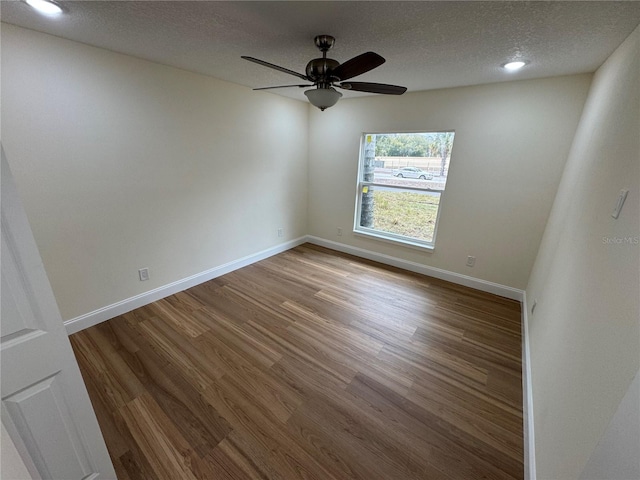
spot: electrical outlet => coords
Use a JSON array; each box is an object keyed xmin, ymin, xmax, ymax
[
  {"xmin": 337, "ymin": 227, "xmax": 343, "ymax": 236},
  {"xmin": 138, "ymin": 268, "xmax": 149, "ymax": 281},
  {"xmin": 466, "ymin": 256, "xmax": 476, "ymax": 267},
  {"xmin": 277, "ymin": 228, "xmax": 283, "ymax": 238}
]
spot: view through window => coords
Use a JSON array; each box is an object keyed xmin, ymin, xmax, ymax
[{"xmin": 355, "ymin": 132, "xmax": 455, "ymax": 248}]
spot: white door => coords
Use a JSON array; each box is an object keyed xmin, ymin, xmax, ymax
[{"xmin": 1, "ymin": 147, "xmax": 116, "ymax": 479}]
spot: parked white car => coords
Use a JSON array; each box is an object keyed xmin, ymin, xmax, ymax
[{"xmin": 392, "ymin": 167, "xmax": 433, "ymax": 180}]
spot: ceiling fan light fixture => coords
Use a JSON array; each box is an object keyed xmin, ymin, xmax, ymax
[
  {"xmin": 304, "ymin": 87, "xmax": 342, "ymax": 111},
  {"xmin": 243, "ymin": 35, "xmax": 406, "ymax": 107},
  {"xmin": 24, "ymin": 0, "xmax": 63, "ymax": 15}
]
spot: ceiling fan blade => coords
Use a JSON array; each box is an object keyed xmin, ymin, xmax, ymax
[
  {"xmin": 331, "ymin": 52, "xmax": 385, "ymax": 81},
  {"xmin": 253, "ymin": 84, "xmax": 312, "ymax": 91},
  {"xmin": 241, "ymin": 56, "xmax": 309, "ymax": 81},
  {"xmin": 339, "ymin": 82, "xmax": 407, "ymax": 95}
]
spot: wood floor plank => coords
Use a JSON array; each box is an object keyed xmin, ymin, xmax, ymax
[
  {"xmin": 189, "ymin": 285, "xmax": 267, "ymax": 327},
  {"xmin": 406, "ymin": 378, "xmax": 524, "ymax": 464},
  {"xmin": 76, "ymin": 356, "xmax": 164, "ymax": 479},
  {"xmin": 184, "ymin": 278, "xmax": 226, "ymax": 306},
  {"xmin": 70, "ymin": 329, "xmax": 145, "ymax": 412},
  {"xmin": 411, "ymin": 328, "xmax": 521, "ymax": 375},
  {"xmin": 118, "ymin": 392, "xmax": 205, "ymax": 479},
  {"xmin": 195, "ymin": 307, "xmax": 283, "ymax": 367},
  {"xmin": 205, "ymin": 436, "xmax": 274, "ymax": 480},
  {"xmin": 164, "ymin": 290, "xmax": 206, "ymax": 313},
  {"xmin": 111, "ymin": 456, "xmax": 134, "ymax": 480},
  {"xmin": 71, "ymin": 244, "xmax": 524, "ymax": 479},
  {"xmin": 247, "ymin": 319, "xmax": 358, "ymax": 386},
  {"xmin": 145, "ymin": 298, "xmax": 210, "ymax": 338},
  {"xmin": 202, "ymin": 375, "xmax": 339, "ymax": 480},
  {"xmin": 285, "ymin": 406, "xmax": 400, "ymax": 480},
  {"xmin": 118, "ymin": 450, "xmax": 156, "ymax": 480},
  {"xmin": 379, "ymin": 341, "xmax": 490, "ymax": 386},
  {"xmin": 349, "ymin": 372, "xmax": 522, "ymax": 480},
  {"xmin": 287, "ymin": 390, "xmax": 451, "ymax": 480},
  {"xmin": 196, "ymin": 330, "xmax": 303, "ymax": 424},
  {"xmin": 79, "ymin": 363, "xmax": 131, "ymax": 461},
  {"xmin": 137, "ymin": 315, "xmax": 224, "ymax": 391},
  {"xmin": 121, "ymin": 345, "xmax": 233, "ymax": 458},
  {"xmin": 283, "ymin": 301, "xmax": 385, "ymax": 359}
]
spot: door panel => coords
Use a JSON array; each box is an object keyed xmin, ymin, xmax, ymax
[
  {"xmin": 1, "ymin": 225, "xmax": 46, "ymax": 339},
  {"xmin": 4, "ymin": 375, "xmax": 92, "ymax": 479},
  {"xmin": 1, "ymin": 147, "xmax": 116, "ymax": 479}
]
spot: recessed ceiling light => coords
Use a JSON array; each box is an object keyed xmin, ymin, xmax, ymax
[
  {"xmin": 503, "ymin": 61, "xmax": 527, "ymax": 71},
  {"xmin": 25, "ymin": 0, "xmax": 62, "ymax": 15}
]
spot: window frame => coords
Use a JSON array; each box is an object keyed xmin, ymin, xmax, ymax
[{"xmin": 353, "ymin": 131, "xmax": 454, "ymax": 250}]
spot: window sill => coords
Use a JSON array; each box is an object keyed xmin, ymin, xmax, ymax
[{"xmin": 353, "ymin": 229, "xmax": 435, "ymax": 252}]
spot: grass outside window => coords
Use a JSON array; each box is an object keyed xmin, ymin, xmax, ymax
[{"xmin": 372, "ymin": 190, "xmax": 440, "ymax": 243}]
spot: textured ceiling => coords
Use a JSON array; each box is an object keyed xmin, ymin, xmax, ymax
[{"xmin": 2, "ymin": 1, "xmax": 640, "ymax": 102}]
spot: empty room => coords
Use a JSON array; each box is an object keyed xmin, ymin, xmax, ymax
[{"xmin": 1, "ymin": 2, "xmax": 639, "ymax": 479}]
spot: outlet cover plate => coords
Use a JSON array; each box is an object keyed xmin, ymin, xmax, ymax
[{"xmin": 138, "ymin": 268, "xmax": 149, "ymax": 281}]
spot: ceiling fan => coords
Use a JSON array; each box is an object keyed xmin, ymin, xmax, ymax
[{"xmin": 241, "ymin": 35, "xmax": 407, "ymax": 111}]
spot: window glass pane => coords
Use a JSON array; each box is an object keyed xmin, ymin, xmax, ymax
[
  {"xmin": 372, "ymin": 163, "xmax": 444, "ymax": 191},
  {"xmin": 359, "ymin": 188, "xmax": 441, "ymax": 243},
  {"xmin": 357, "ymin": 131, "xmax": 454, "ymax": 247},
  {"xmin": 369, "ymin": 133, "xmax": 454, "ymax": 191}
]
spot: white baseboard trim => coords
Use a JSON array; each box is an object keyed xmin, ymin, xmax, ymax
[
  {"xmin": 306, "ymin": 236, "xmax": 525, "ymax": 301},
  {"xmin": 64, "ymin": 236, "xmax": 308, "ymax": 335},
  {"xmin": 65, "ymin": 234, "xmax": 525, "ymax": 334},
  {"xmin": 521, "ymin": 293, "xmax": 537, "ymax": 480}
]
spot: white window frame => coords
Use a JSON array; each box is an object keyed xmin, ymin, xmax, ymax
[{"xmin": 353, "ymin": 131, "xmax": 453, "ymax": 250}]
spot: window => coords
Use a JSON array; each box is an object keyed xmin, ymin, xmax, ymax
[{"xmin": 354, "ymin": 131, "xmax": 455, "ymax": 249}]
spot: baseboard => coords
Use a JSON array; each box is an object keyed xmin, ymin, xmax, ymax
[
  {"xmin": 305, "ymin": 236, "xmax": 525, "ymax": 301},
  {"xmin": 65, "ymin": 234, "xmax": 525, "ymax": 333},
  {"xmin": 64, "ymin": 236, "xmax": 308, "ymax": 335},
  {"xmin": 521, "ymin": 293, "xmax": 537, "ymax": 480}
]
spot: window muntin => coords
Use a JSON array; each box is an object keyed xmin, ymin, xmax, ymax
[{"xmin": 355, "ymin": 132, "xmax": 454, "ymax": 248}]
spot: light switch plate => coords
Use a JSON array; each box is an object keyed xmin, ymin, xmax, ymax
[{"xmin": 612, "ymin": 189, "xmax": 629, "ymax": 219}]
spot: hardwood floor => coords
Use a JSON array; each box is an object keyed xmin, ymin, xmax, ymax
[{"xmin": 70, "ymin": 244, "xmax": 524, "ymax": 479}]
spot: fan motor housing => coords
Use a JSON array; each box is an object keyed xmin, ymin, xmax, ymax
[{"xmin": 306, "ymin": 57, "xmax": 340, "ymax": 82}]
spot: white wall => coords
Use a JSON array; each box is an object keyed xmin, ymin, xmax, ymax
[
  {"xmin": 526, "ymin": 25, "xmax": 639, "ymax": 480},
  {"xmin": 580, "ymin": 370, "xmax": 640, "ymax": 480},
  {"xmin": 1, "ymin": 24, "xmax": 309, "ymax": 321},
  {"xmin": 0, "ymin": 26, "xmax": 593, "ymax": 321},
  {"xmin": 307, "ymin": 75, "xmax": 591, "ymax": 290}
]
